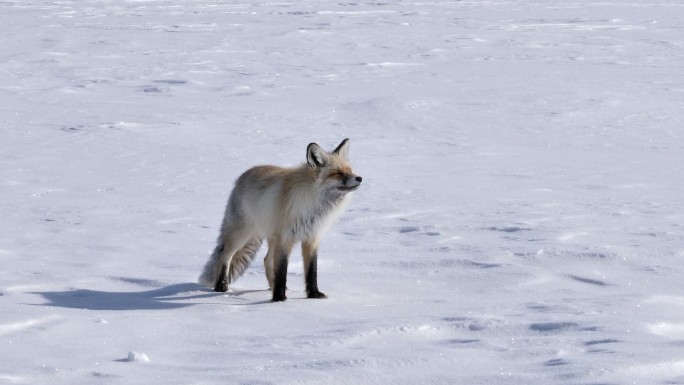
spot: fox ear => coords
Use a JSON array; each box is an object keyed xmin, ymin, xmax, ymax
[
  {"xmin": 333, "ymin": 138, "xmax": 350, "ymax": 160},
  {"xmin": 307, "ymin": 143, "xmax": 329, "ymax": 168}
]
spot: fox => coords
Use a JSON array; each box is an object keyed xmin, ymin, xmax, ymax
[{"xmin": 199, "ymin": 138, "xmax": 362, "ymax": 302}]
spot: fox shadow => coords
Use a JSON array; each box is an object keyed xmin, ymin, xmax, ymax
[{"xmin": 33, "ymin": 282, "xmax": 256, "ymax": 311}]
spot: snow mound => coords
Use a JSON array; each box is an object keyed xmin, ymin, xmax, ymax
[{"xmin": 124, "ymin": 352, "xmax": 150, "ymax": 363}]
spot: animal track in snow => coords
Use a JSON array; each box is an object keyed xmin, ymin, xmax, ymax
[
  {"xmin": 566, "ymin": 274, "xmax": 608, "ymax": 286},
  {"xmin": 153, "ymin": 79, "xmax": 187, "ymax": 85},
  {"xmin": 444, "ymin": 338, "xmax": 480, "ymax": 345},
  {"xmin": 529, "ymin": 322, "xmax": 598, "ymax": 334},
  {"xmin": 398, "ymin": 226, "xmax": 441, "ymax": 236},
  {"xmin": 485, "ymin": 226, "xmax": 532, "ymax": 233},
  {"xmin": 544, "ymin": 358, "xmax": 568, "ymax": 366},
  {"xmin": 584, "ymin": 338, "xmax": 621, "ymax": 353},
  {"xmin": 584, "ymin": 338, "xmax": 620, "ymax": 346}
]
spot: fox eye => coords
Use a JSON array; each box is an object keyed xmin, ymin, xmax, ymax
[{"xmin": 329, "ymin": 172, "xmax": 343, "ymax": 179}]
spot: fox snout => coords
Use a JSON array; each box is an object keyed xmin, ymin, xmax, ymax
[
  {"xmin": 340, "ymin": 174, "xmax": 362, "ymax": 191},
  {"xmin": 343, "ymin": 175, "xmax": 363, "ymax": 186}
]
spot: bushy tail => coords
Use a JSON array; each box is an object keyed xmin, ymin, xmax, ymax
[
  {"xmin": 198, "ymin": 238, "xmax": 263, "ymax": 287},
  {"xmin": 227, "ymin": 239, "xmax": 262, "ymax": 284}
]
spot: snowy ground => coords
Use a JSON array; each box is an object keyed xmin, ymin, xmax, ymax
[{"xmin": 2, "ymin": 0, "xmax": 684, "ymax": 384}]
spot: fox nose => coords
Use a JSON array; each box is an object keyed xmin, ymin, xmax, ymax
[{"xmin": 355, "ymin": 176, "xmax": 363, "ymax": 183}]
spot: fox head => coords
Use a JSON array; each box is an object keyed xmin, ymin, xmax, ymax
[{"xmin": 307, "ymin": 138, "xmax": 362, "ymax": 194}]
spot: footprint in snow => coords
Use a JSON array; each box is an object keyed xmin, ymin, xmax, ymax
[
  {"xmin": 398, "ymin": 226, "xmax": 441, "ymax": 236},
  {"xmin": 544, "ymin": 358, "xmax": 568, "ymax": 366},
  {"xmin": 530, "ymin": 322, "xmax": 576, "ymax": 333},
  {"xmin": 567, "ymin": 274, "xmax": 608, "ymax": 286},
  {"xmin": 153, "ymin": 79, "xmax": 187, "ymax": 85},
  {"xmin": 141, "ymin": 85, "xmax": 165, "ymax": 93},
  {"xmin": 444, "ymin": 338, "xmax": 480, "ymax": 345},
  {"xmin": 529, "ymin": 322, "xmax": 598, "ymax": 333},
  {"xmin": 584, "ymin": 338, "xmax": 620, "ymax": 353},
  {"xmin": 584, "ymin": 338, "xmax": 620, "ymax": 346},
  {"xmin": 485, "ymin": 226, "xmax": 532, "ymax": 233},
  {"xmin": 61, "ymin": 125, "xmax": 84, "ymax": 133}
]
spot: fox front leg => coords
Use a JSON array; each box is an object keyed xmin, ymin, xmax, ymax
[{"xmin": 302, "ymin": 240, "xmax": 326, "ymax": 299}]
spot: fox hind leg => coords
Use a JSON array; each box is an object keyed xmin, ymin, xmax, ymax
[
  {"xmin": 211, "ymin": 236, "xmax": 250, "ymax": 292},
  {"xmin": 264, "ymin": 237, "xmax": 278, "ymax": 289},
  {"xmin": 199, "ymin": 241, "xmax": 227, "ymax": 290},
  {"xmin": 213, "ymin": 237, "xmax": 261, "ymax": 292},
  {"xmin": 208, "ymin": 239, "xmax": 242, "ymax": 293},
  {"xmin": 272, "ymin": 239, "xmax": 295, "ymax": 302},
  {"xmin": 199, "ymin": 225, "xmax": 251, "ymax": 292},
  {"xmin": 215, "ymin": 264, "xmax": 228, "ymax": 292}
]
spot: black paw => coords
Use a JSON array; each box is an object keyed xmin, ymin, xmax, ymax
[
  {"xmin": 307, "ymin": 290, "xmax": 327, "ymax": 299},
  {"xmin": 214, "ymin": 279, "xmax": 228, "ymax": 292},
  {"xmin": 272, "ymin": 294, "xmax": 287, "ymax": 302}
]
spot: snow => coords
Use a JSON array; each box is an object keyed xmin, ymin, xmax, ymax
[
  {"xmin": 1, "ymin": 0, "xmax": 684, "ymax": 384},
  {"xmin": 122, "ymin": 352, "xmax": 150, "ymax": 364}
]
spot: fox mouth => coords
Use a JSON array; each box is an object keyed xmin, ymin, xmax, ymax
[{"xmin": 337, "ymin": 185, "xmax": 359, "ymax": 192}]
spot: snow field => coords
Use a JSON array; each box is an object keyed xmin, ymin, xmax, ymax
[{"xmin": 2, "ymin": 0, "xmax": 684, "ymax": 384}]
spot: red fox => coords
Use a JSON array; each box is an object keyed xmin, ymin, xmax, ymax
[{"xmin": 199, "ymin": 139, "xmax": 362, "ymax": 302}]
